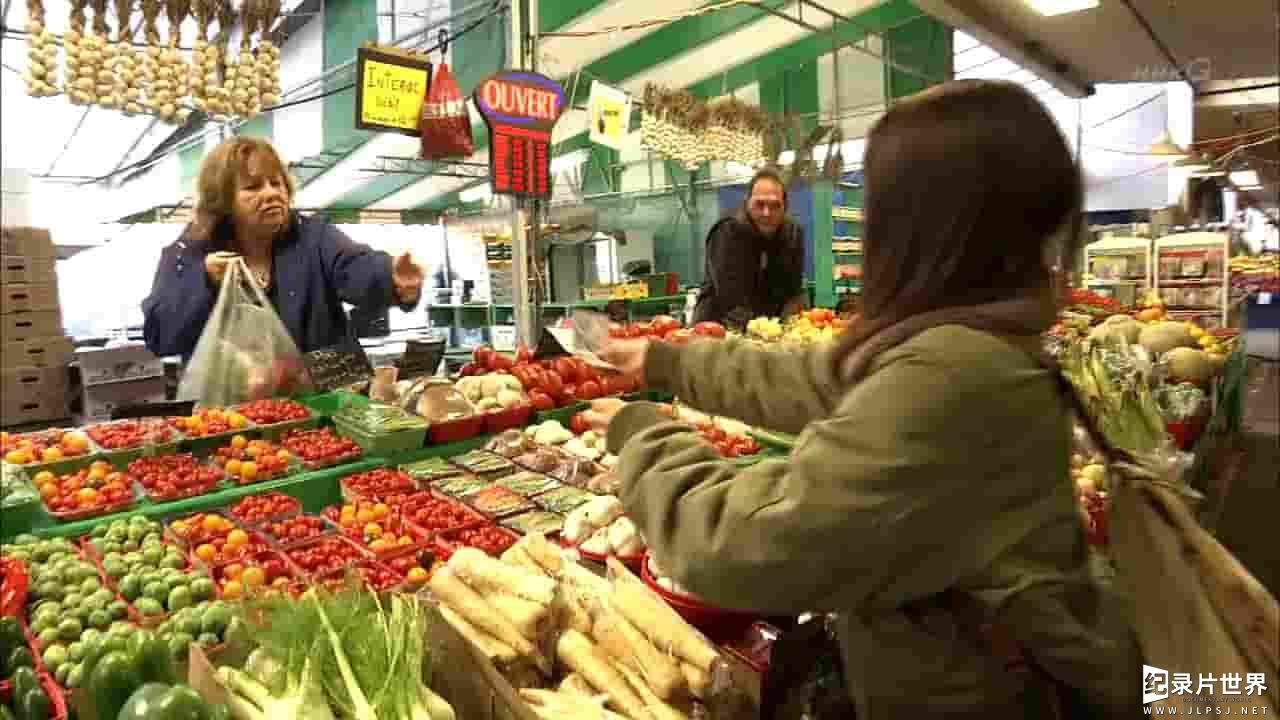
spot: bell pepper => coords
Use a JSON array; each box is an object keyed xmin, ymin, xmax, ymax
[
  {"xmin": 0, "ymin": 558, "xmax": 28, "ymax": 617},
  {"xmin": 117, "ymin": 683, "xmax": 216, "ymax": 720}
]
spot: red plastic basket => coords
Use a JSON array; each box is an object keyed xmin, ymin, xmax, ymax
[
  {"xmin": 640, "ymin": 554, "xmax": 769, "ymax": 644},
  {"xmin": 558, "ymin": 535, "xmax": 643, "ymax": 571},
  {"xmin": 482, "ymin": 404, "xmax": 533, "ymax": 434},
  {"xmin": 427, "ymin": 414, "xmax": 486, "ymax": 445}
]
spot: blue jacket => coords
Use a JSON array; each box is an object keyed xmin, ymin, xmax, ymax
[{"xmin": 142, "ymin": 212, "xmax": 416, "ymax": 360}]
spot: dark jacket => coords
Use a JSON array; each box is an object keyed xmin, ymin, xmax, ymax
[
  {"xmin": 694, "ymin": 215, "xmax": 805, "ymax": 324},
  {"xmin": 142, "ymin": 212, "xmax": 415, "ymax": 360}
]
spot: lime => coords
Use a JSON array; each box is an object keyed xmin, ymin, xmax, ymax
[
  {"xmin": 58, "ymin": 618, "xmax": 83, "ymax": 642},
  {"xmin": 119, "ymin": 575, "xmax": 142, "ymax": 602},
  {"xmin": 134, "ymin": 597, "xmax": 164, "ymax": 617},
  {"xmin": 190, "ymin": 578, "xmax": 215, "ymax": 602},
  {"xmin": 107, "ymin": 600, "xmax": 129, "ymax": 621},
  {"xmin": 143, "ymin": 581, "xmax": 168, "ymax": 603},
  {"xmin": 88, "ymin": 610, "xmax": 112, "ymax": 630},
  {"xmin": 167, "ymin": 586, "xmax": 193, "ymax": 613},
  {"xmin": 37, "ymin": 627, "xmax": 60, "ymax": 647},
  {"xmin": 80, "ymin": 576, "xmax": 102, "ymax": 594},
  {"xmin": 168, "ymin": 632, "xmax": 195, "ymax": 661}
]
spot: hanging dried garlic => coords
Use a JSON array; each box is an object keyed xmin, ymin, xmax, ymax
[
  {"xmin": 23, "ymin": 0, "xmax": 59, "ymax": 97},
  {"xmin": 82, "ymin": 0, "xmax": 114, "ymax": 108},
  {"xmin": 158, "ymin": 0, "xmax": 192, "ymax": 123},
  {"xmin": 62, "ymin": 0, "xmax": 89, "ymax": 103},
  {"xmin": 188, "ymin": 0, "xmax": 211, "ymax": 112},
  {"xmin": 108, "ymin": 0, "xmax": 141, "ymax": 114},
  {"xmin": 138, "ymin": 0, "xmax": 164, "ymax": 114},
  {"xmin": 229, "ymin": 0, "xmax": 260, "ymax": 117},
  {"xmin": 255, "ymin": 0, "xmax": 282, "ymax": 107},
  {"xmin": 206, "ymin": 0, "xmax": 235, "ymax": 121}
]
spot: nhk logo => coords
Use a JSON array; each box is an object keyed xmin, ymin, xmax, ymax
[{"xmin": 1143, "ymin": 665, "xmax": 1271, "ymax": 715}]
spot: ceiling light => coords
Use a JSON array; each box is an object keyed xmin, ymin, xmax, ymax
[
  {"xmin": 1229, "ymin": 170, "xmax": 1260, "ymax": 187},
  {"xmin": 1192, "ymin": 170, "xmax": 1226, "ymax": 178},
  {"xmin": 1147, "ymin": 130, "xmax": 1188, "ymax": 158},
  {"xmin": 1025, "ymin": 0, "xmax": 1099, "ymax": 16},
  {"xmin": 777, "ymin": 150, "xmax": 796, "ymax": 165},
  {"xmin": 1237, "ymin": 185, "xmax": 1264, "ymax": 191}
]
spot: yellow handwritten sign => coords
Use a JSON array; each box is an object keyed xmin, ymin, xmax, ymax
[{"xmin": 356, "ymin": 47, "xmax": 432, "ymax": 135}]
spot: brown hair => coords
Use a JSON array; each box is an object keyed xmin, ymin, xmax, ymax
[
  {"xmin": 837, "ymin": 80, "xmax": 1082, "ymax": 354},
  {"xmin": 189, "ymin": 136, "xmax": 296, "ymax": 243}
]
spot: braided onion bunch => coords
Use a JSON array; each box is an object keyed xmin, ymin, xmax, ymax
[{"xmin": 23, "ymin": 0, "xmax": 59, "ymax": 97}]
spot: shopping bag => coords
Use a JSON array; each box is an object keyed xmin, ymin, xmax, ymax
[
  {"xmin": 419, "ymin": 62, "xmax": 473, "ymax": 159},
  {"xmin": 178, "ymin": 257, "xmax": 312, "ymax": 406}
]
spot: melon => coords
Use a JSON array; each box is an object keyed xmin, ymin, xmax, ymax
[
  {"xmin": 1089, "ymin": 314, "xmax": 1142, "ymax": 344},
  {"xmin": 1139, "ymin": 321, "xmax": 1196, "ymax": 356}
]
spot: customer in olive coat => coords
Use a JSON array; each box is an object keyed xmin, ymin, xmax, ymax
[{"xmin": 587, "ymin": 81, "xmax": 1141, "ymax": 718}]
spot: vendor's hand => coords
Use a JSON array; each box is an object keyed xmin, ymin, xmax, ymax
[
  {"xmin": 581, "ymin": 398, "xmax": 628, "ymax": 435},
  {"xmin": 205, "ymin": 251, "xmax": 240, "ymax": 286},
  {"xmin": 392, "ymin": 252, "xmax": 425, "ymax": 304},
  {"xmin": 598, "ymin": 338, "xmax": 650, "ymax": 385}
]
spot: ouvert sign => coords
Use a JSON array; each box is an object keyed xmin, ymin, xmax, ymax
[{"xmin": 473, "ymin": 71, "xmax": 566, "ymax": 199}]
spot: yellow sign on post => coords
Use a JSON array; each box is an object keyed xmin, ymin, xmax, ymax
[
  {"xmin": 355, "ymin": 46, "xmax": 432, "ymax": 135},
  {"xmin": 587, "ymin": 81, "xmax": 630, "ymax": 150}
]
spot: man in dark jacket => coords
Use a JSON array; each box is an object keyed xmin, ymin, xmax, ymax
[{"xmin": 695, "ymin": 168, "xmax": 806, "ymax": 325}]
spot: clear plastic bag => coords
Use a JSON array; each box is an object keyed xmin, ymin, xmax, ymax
[{"xmin": 178, "ymin": 258, "xmax": 311, "ymax": 406}]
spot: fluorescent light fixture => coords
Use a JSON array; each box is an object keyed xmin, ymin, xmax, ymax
[
  {"xmin": 1229, "ymin": 170, "xmax": 1260, "ymax": 186},
  {"xmin": 459, "ymin": 184, "xmax": 493, "ymax": 203},
  {"xmin": 1192, "ymin": 170, "xmax": 1227, "ymax": 178},
  {"xmin": 550, "ymin": 149, "xmax": 589, "ymax": 175},
  {"xmin": 777, "ymin": 150, "xmax": 796, "ymax": 165},
  {"xmin": 293, "ymin": 134, "xmax": 418, "ymax": 208},
  {"xmin": 1174, "ymin": 153, "xmax": 1212, "ymax": 171},
  {"xmin": 1025, "ymin": 0, "xmax": 1099, "ymax": 16},
  {"xmin": 1237, "ymin": 185, "xmax": 1264, "ymax": 191}
]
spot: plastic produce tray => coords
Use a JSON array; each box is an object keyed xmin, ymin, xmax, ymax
[{"xmin": 332, "ymin": 418, "xmax": 427, "ymax": 456}]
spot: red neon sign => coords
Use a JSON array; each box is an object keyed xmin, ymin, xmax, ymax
[{"xmin": 473, "ymin": 71, "xmax": 565, "ymax": 199}]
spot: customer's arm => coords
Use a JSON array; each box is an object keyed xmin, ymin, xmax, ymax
[
  {"xmin": 141, "ymin": 242, "xmax": 216, "ymax": 358},
  {"xmin": 644, "ymin": 337, "xmax": 842, "ymax": 434},
  {"xmin": 315, "ymin": 223, "xmax": 420, "ymax": 311},
  {"xmin": 609, "ymin": 346, "xmax": 1016, "ymax": 616}
]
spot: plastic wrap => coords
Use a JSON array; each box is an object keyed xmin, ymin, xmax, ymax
[
  {"xmin": 179, "ymin": 258, "xmax": 311, "ymax": 406},
  {"xmin": 485, "ymin": 429, "xmax": 538, "ymax": 458}
]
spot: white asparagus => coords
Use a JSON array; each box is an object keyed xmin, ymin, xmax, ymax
[
  {"xmin": 556, "ymin": 630, "xmax": 649, "ymax": 719},
  {"xmin": 429, "ymin": 568, "xmax": 544, "ymax": 667},
  {"xmin": 502, "ymin": 543, "xmax": 550, "ymax": 577},
  {"xmin": 451, "ymin": 547, "xmax": 556, "ymax": 605},
  {"xmin": 607, "ymin": 558, "xmax": 720, "ymax": 672},
  {"xmin": 488, "ymin": 592, "xmax": 551, "ymax": 641},
  {"xmin": 681, "ymin": 662, "xmax": 710, "ymax": 700},
  {"xmin": 559, "ymin": 673, "xmax": 598, "ymax": 699},
  {"xmin": 522, "ymin": 533, "xmax": 565, "ymax": 576},
  {"xmin": 595, "ymin": 608, "xmax": 685, "ymax": 701},
  {"xmin": 519, "ymin": 689, "xmax": 631, "ymax": 720},
  {"xmin": 437, "ymin": 604, "xmax": 518, "ymax": 665},
  {"xmin": 613, "ymin": 658, "xmax": 691, "ymax": 720}
]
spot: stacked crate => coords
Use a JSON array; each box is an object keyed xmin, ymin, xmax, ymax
[{"xmin": 1, "ymin": 226, "xmax": 73, "ymax": 426}]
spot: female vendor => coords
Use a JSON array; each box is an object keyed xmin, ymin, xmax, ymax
[{"xmin": 142, "ymin": 136, "xmax": 424, "ymax": 360}]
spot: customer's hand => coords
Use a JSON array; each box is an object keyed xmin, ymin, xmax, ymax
[
  {"xmin": 392, "ymin": 252, "xmax": 425, "ymax": 304},
  {"xmin": 598, "ymin": 338, "xmax": 650, "ymax": 384},
  {"xmin": 580, "ymin": 398, "xmax": 628, "ymax": 434},
  {"xmin": 205, "ymin": 251, "xmax": 240, "ymax": 286}
]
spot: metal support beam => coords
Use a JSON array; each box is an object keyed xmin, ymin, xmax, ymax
[{"xmin": 508, "ymin": 0, "xmax": 536, "ymax": 344}]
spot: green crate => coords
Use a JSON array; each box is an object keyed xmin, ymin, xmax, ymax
[
  {"xmin": 181, "ymin": 428, "xmax": 251, "ymax": 456},
  {"xmin": 95, "ymin": 439, "xmax": 185, "ymax": 469},
  {"xmin": 9, "ymin": 452, "xmax": 97, "ymax": 479},
  {"xmin": 332, "ymin": 418, "xmax": 427, "ymax": 457},
  {"xmin": 0, "ymin": 498, "xmax": 40, "ymax": 535},
  {"xmin": 298, "ymin": 391, "xmax": 370, "ymax": 417}
]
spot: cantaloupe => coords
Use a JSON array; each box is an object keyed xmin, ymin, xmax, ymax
[
  {"xmin": 1139, "ymin": 321, "xmax": 1196, "ymax": 356},
  {"xmin": 1089, "ymin": 314, "xmax": 1142, "ymax": 344},
  {"xmin": 1165, "ymin": 347, "xmax": 1213, "ymax": 382}
]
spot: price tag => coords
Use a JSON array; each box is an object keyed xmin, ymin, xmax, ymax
[
  {"xmin": 1259, "ymin": 292, "xmax": 1273, "ymax": 305},
  {"xmin": 303, "ymin": 344, "xmax": 374, "ymax": 392},
  {"xmin": 396, "ymin": 339, "xmax": 445, "ymax": 380}
]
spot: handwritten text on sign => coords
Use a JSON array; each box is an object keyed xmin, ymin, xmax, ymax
[
  {"xmin": 473, "ymin": 71, "xmax": 565, "ymax": 199},
  {"xmin": 356, "ymin": 47, "xmax": 432, "ymax": 135}
]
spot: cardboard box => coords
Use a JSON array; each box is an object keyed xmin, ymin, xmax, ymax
[
  {"xmin": 0, "ymin": 311, "xmax": 63, "ymax": 344},
  {"xmin": 0, "ymin": 283, "xmax": 60, "ymax": 314},
  {"xmin": 0, "ymin": 394, "xmax": 69, "ymax": 427},
  {"xmin": 1, "ymin": 254, "xmax": 57, "ymax": 285},
  {"xmin": 76, "ymin": 343, "xmax": 164, "ymax": 386},
  {"xmin": 1, "ymin": 336, "xmax": 74, "ymax": 370},
  {"xmin": 2, "ymin": 365, "xmax": 68, "ymax": 404},
  {"xmin": 81, "ymin": 375, "xmax": 167, "ymax": 422},
  {"xmin": 0, "ymin": 227, "xmax": 54, "ymax": 257}
]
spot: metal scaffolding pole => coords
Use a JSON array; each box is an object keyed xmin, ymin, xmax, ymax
[{"xmin": 508, "ymin": 0, "xmax": 537, "ymax": 345}]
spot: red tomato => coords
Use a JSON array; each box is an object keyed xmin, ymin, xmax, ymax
[
  {"xmin": 515, "ymin": 344, "xmax": 534, "ymax": 363},
  {"xmin": 458, "ymin": 362, "xmax": 479, "ymax": 376},
  {"xmin": 578, "ymin": 380, "xmax": 602, "ymax": 400},
  {"xmin": 552, "ymin": 357, "xmax": 576, "ymax": 382},
  {"xmin": 568, "ymin": 413, "xmax": 590, "ymax": 434},
  {"xmin": 540, "ymin": 371, "xmax": 564, "ymax": 396},
  {"xmin": 694, "ymin": 321, "xmax": 727, "ymax": 338},
  {"xmin": 561, "ymin": 384, "xmax": 579, "ymax": 402},
  {"xmin": 650, "ymin": 315, "xmax": 680, "ymax": 335},
  {"xmin": 528, "ymin": 390, "xmax": 555, "ymax": 411},
  {"xmin": 665, "ymin": 328, "xmax": 695, "ymax": 345},
  {"xmin": 473, "ymin": 345, "xmax": 494, "ymax": 367},
  {"xmin": 625, "ymin": 324, "xmax": 644, "ymax": 338},
  {"xmin": 608, "ymin": 322, "xmax": 626, "ymax": 339},
  {"xmin": 490, "ymin": 353, "xmax": 514, "ymax": 371}
]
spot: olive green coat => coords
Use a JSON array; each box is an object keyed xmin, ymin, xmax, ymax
[{"xmin": 607, "ymin": 327, "xmax": 1141, "ymax": 718}]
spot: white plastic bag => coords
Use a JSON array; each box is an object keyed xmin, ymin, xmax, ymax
[{"xmin": 178, "ymin": 257, "xmax": 311, "ymax": 406}]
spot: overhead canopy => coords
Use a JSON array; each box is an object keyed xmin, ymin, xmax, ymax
[{"xmin": 913, "ymin": 0, "xmax": 1277, "ymax": 97}]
